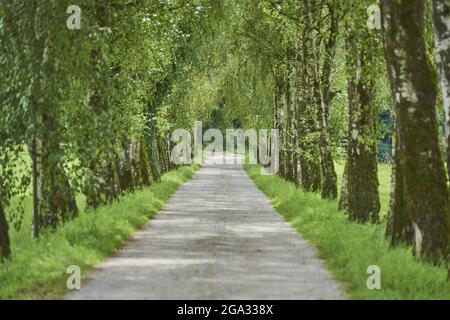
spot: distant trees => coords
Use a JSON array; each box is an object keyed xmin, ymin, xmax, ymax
[{"xmin": 234, "ymin": 0, "xmax": 340, "ymax": 198}]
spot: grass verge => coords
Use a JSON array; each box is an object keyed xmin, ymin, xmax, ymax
[
  {"xmin": 245, "ymin": 163, "xmax": 450, "ymax": 300},
  {"xmin": 0, "ymin": 165, "xmax": 198, "ymax": 300}
]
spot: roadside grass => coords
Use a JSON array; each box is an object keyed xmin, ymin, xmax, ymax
[
  {"xmin": 0, "ymin": 165, "xmax": 199, "ymax": 299},
  {"xmin": 245, "ymin": 163, "xmax": 450, "ymax": 300}
]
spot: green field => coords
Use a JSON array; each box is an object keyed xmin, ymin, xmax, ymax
[{"xmin": 245, "ymin": 163, "xmax": 450, "ymax": 300}]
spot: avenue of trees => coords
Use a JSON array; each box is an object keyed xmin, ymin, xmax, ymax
[{"xmin": 1, "ymin": 0, "xmax": 450, "ymax": 266}]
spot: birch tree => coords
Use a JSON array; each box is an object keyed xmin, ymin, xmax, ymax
[
  {"xmin": 381, "ymin": 0, "xmax": 450, "ymax": 261},
  {"xmin": 432, "ymin": 0, "xmax": 450, "ymax": 181},
  {"xmin": 0, "ymin": 202, "xmax": 10, "ymax": 260},
  {"xmin": 339, "ymin": 1, "xmax": 381, "ymax": 223},
  {"xmin": 307, "ymin": 0, "xmax": 339, "ymax": 199}
]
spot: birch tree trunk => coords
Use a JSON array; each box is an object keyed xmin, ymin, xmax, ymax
[
  {"xmin": 130, "ymin": 139, "xmax": 142, "ymax": 186},
  {"xmin": 30, "ymin": 138, "xmax": 42, "ymax": 238},
  {"xmin": 341, "ymin": 2, "xmax": 381, "ymax": 223},
  {"xmin": 338, "ymin": 163, "xmax": 348, "ymax": 210},
  {"xmin": 118, "ymin": 140, "xmax": 135, "ymax": 192},
  {"xmin": 386, "ymin": 132, "xmax": 414, "ymax": 245},
  {"xmin": 147, "ymin": 126, "xmax": 161, "ymax": 182},
  {"xmin": 0, "ymin": 201, "xmax": 10, "ymax": 260},
  {"xmin": 157, "ymin": 137, "xmax": 169, "ymax": 174},
  {"xmin": 313, "ymin": 0, "xmax": 339, "ymax": 199},
  {"xmin": 346, "ymin": 45, "xmax": 381, "ymax": 223},
  {"xmin": 275, "ymin": 66, "xmax": 287, "ymax": 178},
  {"xmin": 85, "ymin": 50, "xmax": 109, "ymax": 207},
  {"xmin": 140, "ymin": 137, "xmax": 153, "ymax": 186},
  {"xmin": 432, "ymin": 0, "xmax": 450, "ymax": 181},
  {"xmin": 296, "ymin": 0, "xmax": 321, "ymax": 192},
  {"xmin": 381, "ymin": 0, "xmax": 450, "ymax": 261},
  {"xmin": 285, "ymin": 55, "xmax": 296, "ymax": 183}
]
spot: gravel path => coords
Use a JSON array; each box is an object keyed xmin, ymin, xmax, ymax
[{"xmin": 66, "ymin": 153, "xmax": 346, "ymax": 300}]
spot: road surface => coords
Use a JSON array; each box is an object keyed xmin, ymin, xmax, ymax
[{"xmin": 66, "ymin": 153, "xmax": 346, "ymax": 300}]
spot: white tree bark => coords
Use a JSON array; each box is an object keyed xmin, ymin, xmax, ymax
[{"xmin": 432, "ymin": 0, "xmax": 450, "ymax": 179}]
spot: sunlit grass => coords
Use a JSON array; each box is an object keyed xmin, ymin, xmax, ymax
[
  {"xmin": 245, "ymin": 163, "xmax": 450, "ymax": 300},
  {"xmin": 0, "ymin": 165, "xmax": 199, "ymax": 299}
]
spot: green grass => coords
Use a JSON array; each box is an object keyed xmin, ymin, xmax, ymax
[
  {"xmin": 245, "ymin": 163, "xmax": 450, "ymax": 299},
  {"xmin": 0, "ymin": 165, "xmax": 198, "ymax": 300}
]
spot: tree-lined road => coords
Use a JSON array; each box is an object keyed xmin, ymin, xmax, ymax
[{"xmin": 66, "ymin": 153, "xmax": 346, "ymax": 300}]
